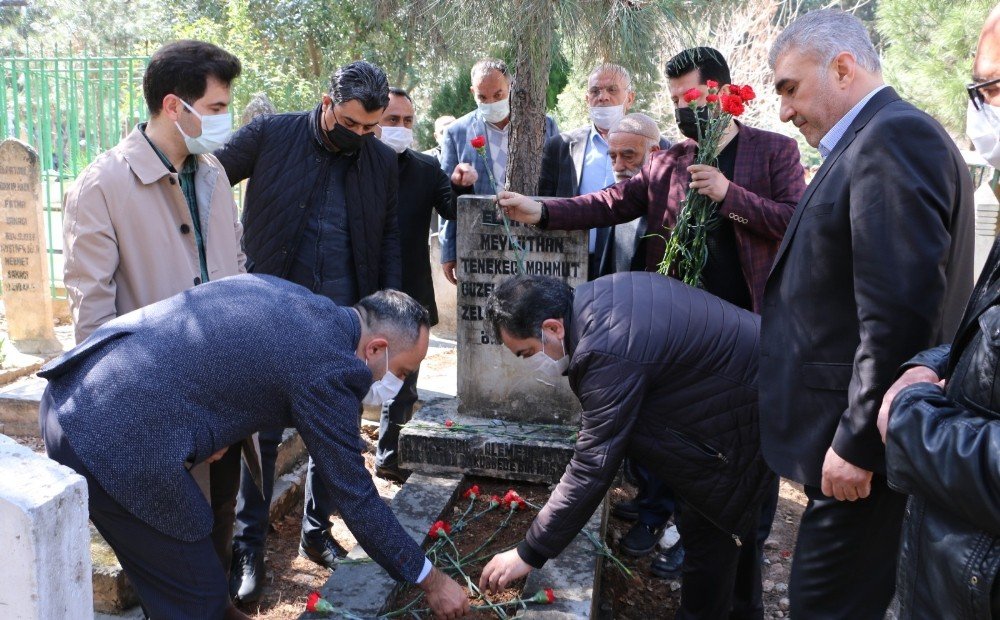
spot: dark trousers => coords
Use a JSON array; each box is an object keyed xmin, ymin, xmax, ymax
[
  {"xmin": 628, "ymin": 459, "xmax": 676, "ymax": 528},
  {"xmin": 40, "ymin": 389, "xmax": 231, "ymax": 619},
  {"xmin": 231, "ymin": 426, "xmax": 335, "ymax": 548},
  {"xmin": 675, "ymin": 504, "xmax": 763, "ymax": 620},
  {"xmin": 789, "ymin": 478, "xmax": 906, "ymax": 619},
  {"xmin": 374, "ymin": 368, "xmax": 420, "ymax": 469}
]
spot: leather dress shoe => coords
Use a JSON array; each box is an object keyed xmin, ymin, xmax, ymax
[
  {"xmin": 229, "ymin": 547, "xmax": 265, "ymax": 604},
  {"xmin": 650, "ymin": 541, "xmax": 685, "ymax": 579},
  {"xmin": 611, "ymin": 499, "xmax": 639, "ymax": 521},
  {"xmin": 620, "ymin": 522, "xmax": 665, "ymax": 557},
  {"xmin": 299, "ymin": 532, "xmax": 347, "ymax": 570},
  {"xmin": 375, "ymin": 464, "xmax": 411, "ymax": 484}
]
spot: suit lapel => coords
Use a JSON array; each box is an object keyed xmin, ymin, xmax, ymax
[
  {"xmin": 768, "ymin": 87, "xmax": 901, "ymax": 276},
  {"xmin": 469, "ymin": 114, "xmax": 492, "ymax": 193},
  {"xmin": 570, "ymin": 128, "xmax": 588, "ymax": 193}
]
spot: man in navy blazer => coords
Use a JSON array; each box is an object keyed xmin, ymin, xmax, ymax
[
  {"xmin": 38, "ymin": 275, "xmax": 469, "ymax": 619},
  {"xmin": 438, "ymin": 58, "xmax": 559, "ymax": 284}
]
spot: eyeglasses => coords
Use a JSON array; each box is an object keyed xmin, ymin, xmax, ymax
[{"xmin": 967, "ymin": 77, "xmax": 1000, "ymax": 110}]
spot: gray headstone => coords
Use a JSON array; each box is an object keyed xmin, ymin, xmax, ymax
[
  {"xmin": 0, "ymin": 435, "xmax": 92, "ymax": 618},
  {"xmin": 240, "ymin": 92, "xmax": 276, "ymax": 127},
  {"xmin": 455, "ymin": 195, "xmax": 586, "ymax": 424},
  {"xmin": 0, "ymin": 139, "xmax": 61, "ymax": 354}
]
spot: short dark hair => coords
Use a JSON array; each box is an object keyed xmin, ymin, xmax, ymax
[
  {"xmin": 329, "ymin": 61, "xmax": 390, "ymax": 112},
  {"xmin": 388, "ymin": 87, "xmax": 412, "ymax": 103},
  {"xmin": 356, "ymin": 289, "xmax": 430, "ymax": 348},
  {"xmin": 471, "ymin": 58, "xmax": 510, "ymax": 83},
  {"xmin": 143, "ymin": 40, "xmax": 241, "ymax": 115},
  {"xmin": 485, "ymin": 276, "xmax": 574, "ymax": 341},
  {"xmin": 665, "ymin": 47, "xmax": 731, "ymax": 86}
]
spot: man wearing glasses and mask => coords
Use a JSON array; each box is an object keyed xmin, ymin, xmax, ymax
[{"xmin": 214, "ymin": 60, "xmax": 402, "ymax": 604}]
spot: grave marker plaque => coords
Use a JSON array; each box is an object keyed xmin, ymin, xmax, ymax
[
  {"xmin": 0, "ymin": 139, "xmax": 60, "ymax": 354},
  {"xmin": 455, "ymin": 195, "xmax": 587, "ymax": 424}
]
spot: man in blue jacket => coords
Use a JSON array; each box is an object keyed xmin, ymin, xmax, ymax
[
  {"xmin": 437, "ymin": 58, "xmax": 559, "ymax": 284},
  {"xmin": 38, "ymin": 275, "xmax": 469, "ymax": 620}
]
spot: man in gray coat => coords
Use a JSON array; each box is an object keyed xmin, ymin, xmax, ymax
[
  {"xmin": 38, "ymin": 275, "xmax": 468, "ymax": 619},
  {"xmin": 479, "ymin": 273, "xmax": 774, "ymax": 619}
]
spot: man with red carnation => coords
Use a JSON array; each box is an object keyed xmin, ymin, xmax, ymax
[{"xmin": 497, "ymin": 46, "xmax": 804, "ymax": 591}]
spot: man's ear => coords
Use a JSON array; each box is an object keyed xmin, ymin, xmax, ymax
[
  {"xmin": 650, "ymin": 144, "xmax": 661, "ymax": 154},
  {"xmin": 541, "ymin": 318, "xmax": 566, "ymax": 340},
  {"xmin": 366, "ymin": 337, "xmax": 388, "ymax": 358},
  {"xmin": 833, "ymin": 51, "xmax": 856, "ymax": 88},
  {"xmin": 161, "ymin": 93, "xmax": 183, "ymax": 122}
]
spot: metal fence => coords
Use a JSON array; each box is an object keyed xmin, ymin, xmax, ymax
[{"xmin": 1, "ymin": 51, "xmax": 150, "ymax": 299}]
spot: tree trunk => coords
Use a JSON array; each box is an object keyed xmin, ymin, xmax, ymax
[{"xmin": 506, "ymin": 0, "xmax": 553, "ymax": 195}]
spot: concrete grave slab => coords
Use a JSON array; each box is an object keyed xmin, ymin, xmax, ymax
[
  {"xmin": 0, "ymin": 374, "xmax": 45, "ymax": 436},
  {"xmin": 0, "ymin": 434, "xmax": 92, "ymax": 619},
  {"xmin": 399, "ymin": 399, "xmax": 576, "ymax": 485}
]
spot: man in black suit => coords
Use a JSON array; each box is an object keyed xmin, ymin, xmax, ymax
[
  {"xmin": 762, "ymin": 9, "xmax": 974, "ymax": 616},
  {"xmin": 374, "ymin": 87, "xmax": 458, "ymax": 482}
]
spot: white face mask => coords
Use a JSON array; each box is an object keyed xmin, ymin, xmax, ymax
[
  {"xmin": 589, "ymin": 103, "xmax": 625, "ymax": 132},
  {"xmin": 379, "ymin": 126, "xmax": 413, "ymax": 154},
  {"xmin": 363, "ymin": 347, "xmax": 405, "ymax": 406},
  {"xmin": 525, "ymin": 332, "xmax": 569, "ymax": 382},
  {"xmin": 967, "ymin": 99, "xmax": 1000, "ymax": 168},
  {"xmin": 176, "ymin": 99, "xmax": 232, "ymax": 155},
  {"xmin": 478, "ymin": 99, "xmax": 510, "ymax": 124}
]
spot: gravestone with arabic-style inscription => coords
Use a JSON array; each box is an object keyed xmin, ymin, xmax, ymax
[
  {"xmin": 0, "ymin": 139, "xmax": 61, "ymax": 354},
  {"xmin": 455, "ymin": 194, "xmax": 587, "ymax": 425}
]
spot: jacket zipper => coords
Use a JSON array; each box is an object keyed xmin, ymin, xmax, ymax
[{"xmin": 666, "ymin": 427, "xmax": 730, "ymax": 464}]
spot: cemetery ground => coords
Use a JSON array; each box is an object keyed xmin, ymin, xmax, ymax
[{"xmin": 0, "ymin": 313, "xmax": 805, "ymax": 619}]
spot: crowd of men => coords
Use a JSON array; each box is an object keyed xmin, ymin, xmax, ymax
[{"xmin": 37, "ymin": 5, "xmax": 1000, "ymax": 620}]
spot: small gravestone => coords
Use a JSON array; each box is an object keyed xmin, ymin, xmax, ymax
[
  {"xmin": 456, "ymin": 195, "xmax": 587, "ymax": 425},
  {"xmin": 240, "ymin": 92, "xmax": 276, "ymax": 127},
  {"xmin": 0, "ymin": 435, "xmax": 92, "ymax": 619},
  {"xmin": 0, "ymin": 139, "xmax": 61, "ymax": 354}
]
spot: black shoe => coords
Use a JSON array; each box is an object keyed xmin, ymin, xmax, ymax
[
  {"xmin": 611, "ymin": 499, "xmax": 639, "ymax": 521},
  {"xmin": 229, "ymin": 547, "xmax": 265, "ymax": 604},
  {"xmin": 650, "ymin": 541, "xmax": 685, "ymax": 579},
  {"xmin": 299, "ymin": 532, "xmax": 346, "ymax": 570},
  {"xmin": 620, "ymin": 522, "xmax": 664, "ymax": 557},
  {"xmin": 375, "ymin": 464, "xmax": 411, "ymax": 484}
]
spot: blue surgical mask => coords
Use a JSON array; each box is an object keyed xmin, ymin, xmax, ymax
[{"xmin": 175, "ymin": 99, "xmax": 232, "ymax": 155}]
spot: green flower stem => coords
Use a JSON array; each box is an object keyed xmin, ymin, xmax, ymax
[
  {"xmin": 583, "ymin": 529, "xmax": 633, "ymax": 578},
  {"xmin": 460, "ymin": 506, "xmax": 517, "ymax": 563},
  {"xmin": 473, "ymin": 147, "xmax": 526, "ymax": 274}
]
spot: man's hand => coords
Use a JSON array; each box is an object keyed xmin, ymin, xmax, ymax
[
  {"xmin": 497, "ymin": 191, "xmax": 543, "ymax": 225},
  {"xmin": 687, "ymin": 164, "xmax": 731, "ymax": 203},
  {"xmin": 442, "ymin": 261, "xmax": 457, "ymax": 285},
  {"xmin": 821, "ymin": 447, "xmax": 873, "ymax": 501},
  {"xmin": 451, "ymin": 163, "xmax": 479, "ymax": 188},
  {"xmin": 419, "ymin": 566, "xmax": 470, "ymax": 619},
  {"xmin": 479, "ymin": 548, "xmax": 533, "ymax": 594},
  {"xmin": 877, "ymin": 365, "xmax": 941, "ymax": 443}
]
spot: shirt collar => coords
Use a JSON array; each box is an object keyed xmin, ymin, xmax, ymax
[
  {"xmin": 818, "ymin": 85, "xmax": 887, "ymax": 158},
  {"xmin": 588, "ymin": 127, "xmax": 608, "ymax": 149},
  {"xmin": 138, "ymin": 122, "xmax": 197, "ymax": 174}
]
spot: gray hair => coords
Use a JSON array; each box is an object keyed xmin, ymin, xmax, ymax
[
  {"xmin": 589, "ymin": 63, "xmax": 633, "ymax": 93},
  {"xmin": 356, "ymin": 290, "xmax": 430, "ymax": 348},
  {"xmin": 329, "ymin": 60, "xmax": 390, "ymax": 112},
  {"xmin": 769, "ymin": 9, "xmax": 881, "ymax": 73},
  {"xmin": 609, "ymin": 113, "xmax": 660, "ymax": 146},
  {"xmin": 471, "ymin": 59, "xmax": 510, "ymax": 84}
]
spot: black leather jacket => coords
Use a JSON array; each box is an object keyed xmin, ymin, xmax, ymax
[{"xmin": 887, "ymin": 252, "xmax": 1000, "ymax": 618}]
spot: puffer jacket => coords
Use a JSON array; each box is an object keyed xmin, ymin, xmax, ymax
[
  {"xmin": 887, "ymin": 241, "xmax": 1000, "ymax": 618},
  {"xmin": 214, "ymin": 105, "xmax": 401, "ymax": 294},
  {"xmin": 520, "ymin": 272, "xmax": 775, "ymax": 565}
]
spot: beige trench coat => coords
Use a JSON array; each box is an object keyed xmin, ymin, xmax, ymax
[{"xmin": 63, "ymin": 125, "xmax": 246, "ymax": 343}]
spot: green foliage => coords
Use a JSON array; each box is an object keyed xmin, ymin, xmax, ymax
[{"xmin": 877, "ymin": 0, "xmax": 994, "ymax": 134}]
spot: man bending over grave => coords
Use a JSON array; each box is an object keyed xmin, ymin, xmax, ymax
[
  {"xmin": 37, "ymin": 274, "xmax": 469, "ymax": 620},
  {"xmin": 480, "ymin": 272, "xmax": 774, "ymax": 619}
]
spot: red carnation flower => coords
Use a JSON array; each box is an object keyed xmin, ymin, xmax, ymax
[
  {"xmin": 529, "ymin": 588, "xmax": 556, "ymax": 604},
  {"xmin": 706, "ymin": 79, "xmax": 719, "ymax": 89},
  {"xmin": 682, "ymin": 87, "xmax": 701, "ymax": 104},
  {"xmin": 444, "ymin": 419, "xmax": 454, "ymax": 428},
  {"xmin": 502, "ymin": 489, "xmax": 525, "ymax": 510},
  {"xmin": 706, "ymin": 94, "xmax": 719, "ymax": 104},
  {"xmin": 739, "ymin": 84, "xmax": 756, "ymax": 102},
  {"xmin": 721, "ymin": 95, "xmax": 745, "ymax": 116},
  {"xmin": 463, "ymin": 484, "xmax": 481, "ymax": 499},
  {"xmin": 306, "ymin": 591, "xmax": 334, "ymax": 613},
  {"xmin": 429, "ymin": 520, "xmax": 452, "ymax": 539},
  {"xmin": 470, "ymin": 135, "xmax": 487, "ymax": 150},
  {"xmin": 489, "ymin": 494, "xmax": 502, "ymax": 507}
]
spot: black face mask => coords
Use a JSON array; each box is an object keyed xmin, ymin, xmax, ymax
[
  {"xmin": 325, "ymin": 108, "xmax": 370, "ymax": 153},
  {"xmin": 675, "ymin": 106, "xmax": 712, "ymax": 141}
]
